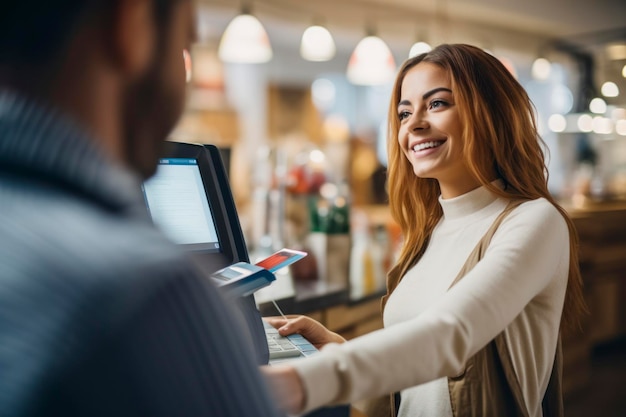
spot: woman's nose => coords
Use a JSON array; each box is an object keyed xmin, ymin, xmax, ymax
[{"xmin": 408, "ymin": 112, "xmax": 429, "ymax": 131}]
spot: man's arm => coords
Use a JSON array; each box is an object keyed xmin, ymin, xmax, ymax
[{"xmin": 50, "ymin": 266, "xmax": 283, "ymax": 417}]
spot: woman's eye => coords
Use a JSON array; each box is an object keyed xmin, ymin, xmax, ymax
[
  {"xmin": 429, "ymin": 99, "xmax": 447, "ymax": 110},
  {"xmin": 398, "ymin": 110, "xmax": 411, "ymax": 121}
]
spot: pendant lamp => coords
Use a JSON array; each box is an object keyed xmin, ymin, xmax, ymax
[
  {"xmin": 408, "ymin": 41, "xmax": 432, "ymax": 58},
  {"xmin": 346, "ymin": 35, "xmax": 396, "ymax": 86},
  {"xmin": 531, "ymin": 57, "xmax": 551, "ymax": 80},
  {"xmin": 300, "ymin": 25, "xmax": 336, "ymax": 62},
  {"xmin": 218, "ymin": 11, "xmax": 272, "ymax": 63}
]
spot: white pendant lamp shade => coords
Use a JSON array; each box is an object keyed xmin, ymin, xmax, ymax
[
  {"xmin": 347, "ymin": 36, "xmax": 396, "ymax": 85},
  {"xmin": 218, "ymin": 14, "xmax": 272, "ymax": 63},
  {"xmin": 408, "ymin": 41, "xmax": 432, "ymax": 58},
  {"xmin": 531, "ymin": 57, "xmax": 551, "ymax": 80},
  {"xmin": 300, "ymin": 25, "xmax": 336, "ymax": 61},
  {"xmin": 601, "ymin": 81, "xmax": 619, "ymax": 97}
]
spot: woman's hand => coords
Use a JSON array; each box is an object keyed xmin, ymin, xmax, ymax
[
  {"xmin": 264, "ymin": 315, "xmax": 346, "ymax": 349},
  {"xmin": 261, "ymin": 364, "xmax": 305, "ymax": 415}
]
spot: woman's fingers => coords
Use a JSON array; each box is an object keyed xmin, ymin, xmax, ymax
[
  {"xmin": 277, "ymin": 316, "xmax": 319, "ymax": 335},
  {"xmin": 264, "ymin": 315, "xmax": 346, "ymax": 348},
  {"xmin": 263, "ymin": 316, "xmax": 289, "ymax": 330}
]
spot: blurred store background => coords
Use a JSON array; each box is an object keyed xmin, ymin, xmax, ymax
[{"xmin": 171, "ymin": 0, "xmax": 625, "ymax": 414}]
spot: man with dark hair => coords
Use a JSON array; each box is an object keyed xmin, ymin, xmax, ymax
[{"xmin": 0, "ymin": 1, "xmax": 282, "ymax": 416}]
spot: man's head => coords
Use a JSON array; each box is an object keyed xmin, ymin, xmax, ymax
[{"xmin": 0, "ymin": 0, "xmax": 195, "ymax": 178}]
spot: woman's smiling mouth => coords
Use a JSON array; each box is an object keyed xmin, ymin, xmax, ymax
[{"xmin": 412, "ymin": 140, "xmax": 446, "ymax": 152}]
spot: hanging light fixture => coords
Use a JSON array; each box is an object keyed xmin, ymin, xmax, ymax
[
  {"xmin": 531, "ymin": 57, "xmax": 551, "ymax": 81},
  {"xmin": 408, "ymin": 41, "xmax": 431, "ymax": 58},
  {"xmin": 300, "ymin": 24, "xmax": 336, "ymax": 62},
  {"xmin": 601, "ymin": 81, "xmax": 619, "ymax": 98},
  {"xmin": 346, "ymin": 31, "xmax": 396, "ymax": 86},
  {"xmin": 589, "ymin": 97, "xmax": 607, "ymax": 114},
  {"xmin": 218, "ymin": 7, "xmax": 272, "ymax": 64}
]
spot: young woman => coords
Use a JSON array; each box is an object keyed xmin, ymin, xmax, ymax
[{"xmin": 263, "ymin": 44, "xmax": 586, "ymax": 417}]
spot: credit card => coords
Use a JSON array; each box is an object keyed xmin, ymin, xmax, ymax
[{"xmin": 255, "ymin": 248, "xmax": 307, "ymax": 273}]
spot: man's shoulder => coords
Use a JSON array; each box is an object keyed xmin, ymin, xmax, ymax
[
  {"xmin": 0, "ymin": 178, "xmax": 195, "ymax": 303},
  {"xmin": 0, "ymin": 160, "xmax": 270, "ymax": 417}
]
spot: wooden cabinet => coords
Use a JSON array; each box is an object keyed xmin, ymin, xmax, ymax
[
  {"xmin": 573, "ymin": 206, "xmax": 626, "ymax": 343},
  {"xmin": 563, "ymin": 204, "xmax": 626, "ymax": 397}
]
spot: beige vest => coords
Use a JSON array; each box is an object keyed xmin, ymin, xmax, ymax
[{"xmin": 368, "ymin": 200, "xmax": 563, "ymax": 417}]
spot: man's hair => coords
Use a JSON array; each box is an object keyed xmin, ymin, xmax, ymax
[
  {"xmin": 0, "ymin": 2, "xmax": 92, "ymax": 68},
  {"xmin": 0, "ymin": 0, "xmax": 174, "ymax": 71}
]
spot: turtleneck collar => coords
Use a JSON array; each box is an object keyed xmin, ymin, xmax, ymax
[{"xmin": 438, "ymin": 180, "xmax": 504, "ymax": 221}]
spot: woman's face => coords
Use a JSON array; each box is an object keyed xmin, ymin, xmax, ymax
[{"xmin": 397, "ymin": 62, "xmax": 480, "ymax": 198}]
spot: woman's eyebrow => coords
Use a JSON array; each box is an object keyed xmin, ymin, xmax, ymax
[
  {"xmin": 422, "ymin": 87, "xmax": 452, "ymax": 100},
  {"xmin": 398, "ymin": 87, "xmax": 453, "ymax": 107}
]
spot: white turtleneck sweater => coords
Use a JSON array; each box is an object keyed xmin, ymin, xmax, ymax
[{"xmin": 291, "ymin": 185, "xmax": 569, "ymax": 417}]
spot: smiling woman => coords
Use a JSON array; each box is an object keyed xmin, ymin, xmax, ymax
[{"xmin": 262, "ymin": 44, "xmax": 587, "ymax": 417}]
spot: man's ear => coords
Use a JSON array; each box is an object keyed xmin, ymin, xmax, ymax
[{"xmin": 110, "ymin": 0, "xmax": 155, "ymax": 78}]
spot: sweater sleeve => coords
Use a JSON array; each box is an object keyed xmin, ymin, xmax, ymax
[{"xmin": 292, "ymin": 199, "xmax": 570, "ymax": 413}]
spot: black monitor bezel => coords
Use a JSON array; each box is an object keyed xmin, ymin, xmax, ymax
[{"xmin": 160, "ymin": 141, "xmax": 249, "ymax": 269}]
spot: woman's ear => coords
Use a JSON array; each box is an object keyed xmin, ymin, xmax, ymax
[{"xmin": 109, "ymin": 0, "xmax": 156, "ymax": 78}]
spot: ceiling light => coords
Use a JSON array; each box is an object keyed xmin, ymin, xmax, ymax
[
  {"xmin": 592, "ymin": 116, "xmax": 613, "ymax": 134},
  {"xmin": 548, "ymin": 114, "xmax": 566, "ymax": 132},
  {"xmin": 218, "ymin": 13, "xmax": 272, "ymax": 63},
  {"xmin": 531, "ymin": 57, "xmax": 551, "ymax": 81},
  {"xmin": 601, "ymin": 81, "xmax": 619, "ymax": 97},
  {"xmin": 347, "ymin": 35, "xmax": 396, "ymax": 86},
  {"xmin": 589, "ymin": 98, "xmax": 607, "ymax": 114},
  {"xmin": 301, "ymin": 25, "xmax": 336, "ymax": 62},
  {"xmin": 622, "ymin": 64, "xmax": 626, "ymax": 78},
  {"xmin": 577, "ymin": 114, "xmax": 593, "ymax": 132},
  {"xmin": 408, "ymin": 41, "xmax": 432, "ymax": 58}
]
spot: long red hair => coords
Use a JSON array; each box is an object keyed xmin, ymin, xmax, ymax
[{"xmin": 385, "ymin": 44, "xmax": 586, "ymax": 330}]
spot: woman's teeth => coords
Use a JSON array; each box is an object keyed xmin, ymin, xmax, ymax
[{"xmin": 413, "ymin": 141, "xmax": 444, "ymax": 152}]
